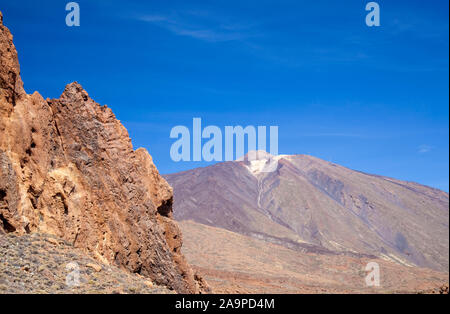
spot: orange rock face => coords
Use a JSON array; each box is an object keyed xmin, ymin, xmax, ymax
[{"xmin": 0, "ymin": 11, "xmax": 206, "ymax": 293}]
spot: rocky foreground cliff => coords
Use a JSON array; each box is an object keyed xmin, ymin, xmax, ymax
[{"xmin": 0, "ymin": 11, "xmax": 207, "ymax": 293}]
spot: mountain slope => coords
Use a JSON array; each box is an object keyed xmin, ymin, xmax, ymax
[
  {"xmin": 180, "ymin": 220, "xmax": 448, "ymax": 293},
  {"xmin": 0, "ymin": 233, "xmax": 174, "ymax": 294},
  {"xmin": 165, "ymin": 152, "xmax": 449, "ymax": 272}
]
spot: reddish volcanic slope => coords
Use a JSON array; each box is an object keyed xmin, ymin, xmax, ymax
[
  {"xmin": 180, "ymin": 220, "xmax": 448, "ymax": 294},
  {"xmin": 165, "ymin": 152, "xmax": 449, "ymax": 292}
]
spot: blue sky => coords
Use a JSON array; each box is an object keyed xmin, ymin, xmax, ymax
[{"xmin": 1, "ymin": 0, "xmax": 449, "ymax": 191}]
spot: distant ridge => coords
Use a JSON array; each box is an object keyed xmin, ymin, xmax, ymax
[{"xmin": 166, "ymin": 152, "xmax": 449, "ymax": 272}]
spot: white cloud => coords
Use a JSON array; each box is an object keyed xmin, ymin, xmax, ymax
[
  {"xmin": 418, "ymin": 145, "xmax": 432, "ymax": 153},
  {"xmin": 137, "ymin": 12, "xmax": 256, "ymax": 43}
]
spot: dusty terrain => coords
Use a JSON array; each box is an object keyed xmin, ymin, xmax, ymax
[
  {"xmin": 180, "ymin": 220, "xmax": 448, "ymax": 294},
  {"xmin": 0, "ymin": 233, "xmax": 173, "ymax": 294}
]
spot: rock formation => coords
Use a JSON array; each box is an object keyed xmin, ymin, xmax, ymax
[{"xmin": 0, "ymin": 11, "xmax": 207, "ymax": 293}]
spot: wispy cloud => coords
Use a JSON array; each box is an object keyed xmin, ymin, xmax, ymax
[
  {"xmin": 418, "ymin": 145, "xmax": 433, "ymax": 153},
  {"xmin": 299, "ymin": 132, "xmax": 369, "ymax": 138},
  {"xmin": 390, "ymin": 17, "xmax": 449, "ymax": 41},
  {"xmin": 137, "ymin": 12, "xmax": 258, "ymax": 42},
  {"xmin": 133, "ymin": 6, "xmax": 448, "ymax": 71}
]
